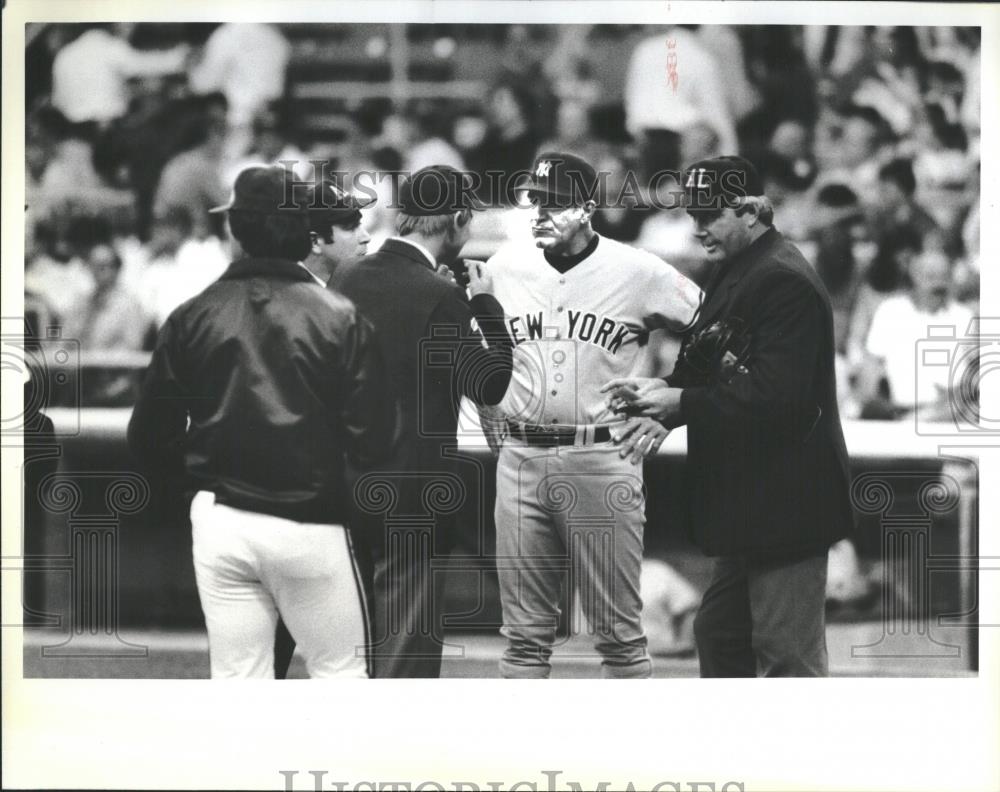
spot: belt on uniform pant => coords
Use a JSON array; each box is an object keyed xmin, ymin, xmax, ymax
[{"xmin": 505, "ymin": 420, "xmax": 613, "ymax": 447}]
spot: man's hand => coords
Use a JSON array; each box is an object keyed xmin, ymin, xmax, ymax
[
  {"xmin": 466, "ymin": 260, "xmax": 493, "ymax": 297},
  {"xmin": 435, "ymin": 263, "xmax": 457, "ymax": 285},
  {"xmin": 610, "ymin": 417, "xmax": 671, "ymax": 464},
  {"xmin": 602, "ymin": 377, "xmax": 685, "ymax": 427}
]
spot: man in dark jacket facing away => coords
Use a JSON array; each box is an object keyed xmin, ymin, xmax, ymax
[
  {"xmin": 128, "ymin": 165, "xmax": 396, "ymax": 678},
  {"xmin": 329, "ymin": 165, "xmax": 514, "ymax": 677},
  {"xmin": 604, "ymin": 156, "xmax": 853, "ymax": 677}
]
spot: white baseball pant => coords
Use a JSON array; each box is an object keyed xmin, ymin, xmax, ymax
[{"xmin": 190, "ymin": 491, "xmax": 368, "ymax": 679}]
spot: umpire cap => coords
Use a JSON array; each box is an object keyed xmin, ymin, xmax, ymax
[
  {"xmin": 682, "ymin": 155, "xmax": 764, "ymax": 214},
  {"xmin": 516, "ymin": 151, "xmax": 599, "ymax": 209},
  {"xmin": 398, "ymin": 165, "xmax": 484, "ymax": 216},
  {"xmin": 303, "ymin": 180, "xmax": 374, "ymax": 231},
  {"xmin": 210, "ymin": 165, "xmax": 304, "ymax": 215}
]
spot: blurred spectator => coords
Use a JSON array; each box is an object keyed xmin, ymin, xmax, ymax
[
  {"xmin": 807, "ymin": 185, "xmax": 878, "ymax": 420},
  {"xmin": 804, "ymin": 26, "xmax": 867, "ymax": 78},
  {"xmin": 100, "ymin": 88, "xmax": 226, "ymax": 240},
  {"xmin": 61, "ymin": 242, "xmax": 151, "ymax": 406},
  {"xmin": 223, "ymin": 102, "xmax": 313, "ymax": 189},
  {"xmin": 29, "ymin": 107, "xmax": 133, "ymax": 219},
  {"xmin": 541, "ymin": 91, "xmax": 600, "ymax": 157},
  {"xmin": 959, "ymin": 34, "xmax": 981, "ymax": 144},
  {"xmin": 845, "ymin": 224, "xmax": 924, "ymax": 367},
  {"xmin": 26, "ymin": 24, "xmax": 75, "ymax": 110},
  {"xmin": 634, "ymin": 172, "xmax": 703, "ymax": 271},
  {"xmin": 497, "ymin": 26, "xmax": 559, "ymax": 140},
  {"xmin": 51, "ymin": 24, "xmax": 188, "ymax": 127},
  {"xmin": 353, "ymin": 145, "xmax": 406, "ymax": 251},
  {"xmin": 468, "ymin": 82, "xmax": 542, "ymax": 205},
  {"xmin": 24, "ymin": 213, "xmax": 120, "ymax": 324},
  {"xmin": 909, "ymin": 105, "xmax": 972, "ymax": 232},
  {"xmin": 542, "ymin": 42, "xmax": 602, "ymax": 153},
  {"xmin": 24, "ymin": 111, "xmax": 53, "ymax": 218},
  {"xmin": 62, "ymin": 243, "xmax": 150, "ymax": 350},
  {"xmin": 808, "ymin": 184, "xmax": 868, "ymax": 357},
  {"xmin": 858, "ymin": 249, "xmax": 973, "ymax": 419},
  {"xmin": 25, "ymin": 220, "xmax": 84, "ymax": 327},
  {"xmin": 402, "ymin": 103, "xmax": 466, "ymax": 173},
  {"xmin": 153, "ymin": 92, "xmax": 231, "ymax": 240},
  {"xmin": 956, "ymin": 198, "xmax": 980, "ymax": 304},
  {"xmin": 697, "ymin": 26, "xmax": 762, "ymax": 126},
  {"xmin": 839, "ymin": 27, "xmax": 927, "ymax": 138},
  {"xmin": 814, "ymin": 105, "xmax": 892, "ymax": 200},
  {"xmin": 761, "ymin": 120, "xmax": 818, "ymax": 193},
  {"xmin": 754, "ymin": 119, "xmax": 819, "ymax": 239},
  {"xmin": 924, "ymin": 60, "xmax": 966, "ymax": 126},
  {"xmin": 138, "ymin": 206, "xmax": 229, "ymax": 329},
  {"xmin": 590, "ymin": 149, "xmax": 652, "ymax": 244},
  {"xmin": 869, "ymin": 158, "xmax": 938, "ymax": 245},
  {"xmin": 624, "ymin": 25, "xmax": 736, "ymax": 177},
  {"xmin": 641, "ymin": 559, "xmax": 699, "ymax": 657},
  {"xmin": 188, "ymin": 23, "xmax": 291, "ymax": 128},
  {"xmin": 739, "ymin": 27, "xmax": 817, "ymax": 148}
]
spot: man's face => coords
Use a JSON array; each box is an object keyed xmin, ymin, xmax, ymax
[
  {"xmin": 878, "ymin": 178, "xmax": 906, "ymax": 210},
  {"xmin": 842, "ymin": 118, "xmax": 878, "ymax": 167},
  {"xmin": 528, "ymin": 196, "xmax": 591, "ymax": 254},
  {"xmin": 315, "ymin": 220, "xmax": 371, "ymax": 266},
  {"xmin": 689, "ymin": 208, "xmax": 753, "ymax": 262},
  {"xmin": 438, "ymin": 211, "xmax": 473, "ymax": 264},
  {"xmin": 88, "ymin": 244, "xmax": 120, "ymax": 291},
  {"xmin": 910, "ymin": 251, "xmax": 952, "ymax": 312}
]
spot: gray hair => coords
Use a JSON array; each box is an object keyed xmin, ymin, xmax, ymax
[
  {"xmin": 396, "ymin": 209, "xmax": 472, "ymax": 238},
  {"xmin": 735, "ymin": 195, "xmax": 775, "ymax": 226}
]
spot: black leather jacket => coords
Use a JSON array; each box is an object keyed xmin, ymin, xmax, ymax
[{"xmin": 128, "ymin": 256, "xmax": 397, "ymax": 523}]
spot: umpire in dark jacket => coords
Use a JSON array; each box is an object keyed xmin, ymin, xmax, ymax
[
  {"xmin": 604, "ymin": 156, "xmax": 853, "ymax": 677},
  {"xmin": 329, "ymin": 166, "xmax": 515, "ymax": 677},
  {"xmin": 128, "ymin": 165, "xmax": 396, "ymax": 678}
]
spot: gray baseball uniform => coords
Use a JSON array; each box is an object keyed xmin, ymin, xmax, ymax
[{"xmin": 486, "ymin": 234, "xmax": 702, "ymax": 677}]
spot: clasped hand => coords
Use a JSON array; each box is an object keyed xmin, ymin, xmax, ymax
[{"xmin": 600, "ymin": 377, "xmax": 686, "ymax": 464}]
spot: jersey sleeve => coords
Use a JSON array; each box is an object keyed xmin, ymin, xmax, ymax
[{"xmin": 640, "ymin": 257, "xmax": 704, "ymax": 334}]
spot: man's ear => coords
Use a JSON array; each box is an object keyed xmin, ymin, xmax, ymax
[
  {"xmin": 309, "ymin": 231, "xmax": 322, "ymax": 253},
  {"xmin": 740, "ymin": 204, "xmax": 760, "ymax": 229},
  {"xmin": 582, "ymin": 200, "xmax": 597, "ymax": 223}
]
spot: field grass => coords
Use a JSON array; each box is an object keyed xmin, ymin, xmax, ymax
[{"xmin": 22, "ymin": 624, "xmax": 974, "ymax": 679}]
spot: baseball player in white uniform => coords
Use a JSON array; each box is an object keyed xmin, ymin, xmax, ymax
[{"xmin": 482, "ymin": 152, "xmax": 703, "ymax": 678}]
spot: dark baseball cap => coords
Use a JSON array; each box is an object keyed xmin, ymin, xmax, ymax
[
  {"xmin": 210, "ymin": 165, "xmax": 304, "ymax": 215},
  {"xmin": 398, "ymin": 165, "xmax": 484, "ymax": 216},
  {"xmin": 682, "ymin": 155, "xmax": 765, "ymax": 214},
  {"xmin": 515, "ymin": 151, "xmax": 599, "ymax": 208},
  {"xmin": 303, "ymin": 180, "xmax": 374, "ymax": 230}
]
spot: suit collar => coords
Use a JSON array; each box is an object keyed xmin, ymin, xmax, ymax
[
  {"xmin": 723, "ymin": 227, "xmax": 780, "ymax": 284},
  {"xmin": 696, "ymin": 227, "xmax": 781, "ymax": 327},
  {"xmin": 380, "ymin": 237, "xmax": 437, "ymax": 270},
  {"xmin": 220, "ymin": 257, "xmax": 314, "ymax": 283}
]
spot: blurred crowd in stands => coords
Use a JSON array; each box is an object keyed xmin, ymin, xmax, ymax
[{"xmin": 25, "ymin": 23, "xmax": 980, "ymax": 419}]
